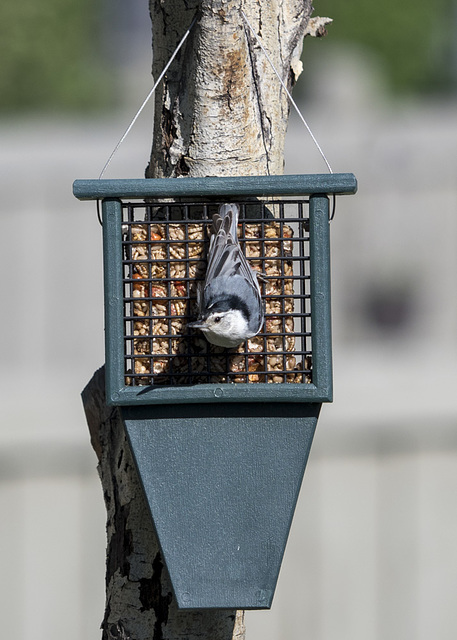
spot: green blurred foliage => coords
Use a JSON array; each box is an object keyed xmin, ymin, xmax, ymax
[
  {"xmin": 313, "ymin": 0, "xmax": 456, "ymax": 95},
  {"xmin": 0, "ymin": 0, "xmax": 111, "ymax": 112},
  {"xmin": 2, "ymin": 0, "xmax": 455, "ymax": 111}
]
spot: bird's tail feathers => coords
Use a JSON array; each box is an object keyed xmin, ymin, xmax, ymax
[{"xmin": 212, "ymin": 203, "xmax": 239, "ymax": 240}]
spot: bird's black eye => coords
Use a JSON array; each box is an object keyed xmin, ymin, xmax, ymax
[{"xmin": 214, "ymin": 316, "xmax": 221, "ymax": 323}]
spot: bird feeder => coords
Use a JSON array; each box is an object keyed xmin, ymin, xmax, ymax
[{"xmin": 73, "ymin": 172, "xmax": 357, "ymax": 610}]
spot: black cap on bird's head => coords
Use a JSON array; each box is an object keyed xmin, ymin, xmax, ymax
[{"xmin": 189, "ymin": 294, "xmax": 250, "ymax": 327}]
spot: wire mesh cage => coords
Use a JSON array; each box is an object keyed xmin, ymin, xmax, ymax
[
  {"xmin": 123, "ymin": 199, "xmax": 311, "ymax": 386},
  {"xmin": 73, "ymin": 174, "xmax": 357, "ymax": 405}
]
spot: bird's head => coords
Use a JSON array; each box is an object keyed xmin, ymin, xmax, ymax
[{"xmin": 188, "ymin": 305, "xmax": 250, "ymax": 348}]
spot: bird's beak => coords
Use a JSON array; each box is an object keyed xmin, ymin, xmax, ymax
[{"xmin": 187, "ymin": 319, "xmax": 208, "ymax": 329}]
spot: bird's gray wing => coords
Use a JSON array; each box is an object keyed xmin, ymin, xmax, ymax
[
  {"xmin": 207, "ymin": 240, "xmax": 264, "ymax": 325},
  {"xmin": 204, "ymin": 203, "xmax": 264, "ymax": 329}
]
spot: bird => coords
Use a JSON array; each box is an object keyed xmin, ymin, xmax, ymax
[{"xmin": 188, "ymin": 203, "xmax": 264, "ymax": 348}]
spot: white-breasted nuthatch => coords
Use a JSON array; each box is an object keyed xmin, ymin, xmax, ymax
[{"xmin": 188, "ymin": 203, "xmax": 264, "ymax": 348}]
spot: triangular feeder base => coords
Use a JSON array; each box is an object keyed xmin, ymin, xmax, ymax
[{"xmin": 121, "ymin": 402, "xmax": 319, "ymax": 609}]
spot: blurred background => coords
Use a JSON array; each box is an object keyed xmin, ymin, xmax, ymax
[{"xmin": 1, "ymin": 0, "xmax": 456, "ymax": 638}]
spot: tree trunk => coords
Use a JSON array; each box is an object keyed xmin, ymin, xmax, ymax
[
  {"xmin": 82, "ymin": 367, "xmax": 246, "ymax": 640},
  {"xmin": 83, "ymin": 2, "xmax": 314, "ymax": 637},
  {"xmin": 146, "ymin": 0, "xmax": 313, "ymax": 178}
]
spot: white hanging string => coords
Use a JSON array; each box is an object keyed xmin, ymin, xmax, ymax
[
  {"xmin": 241, "ymin": 10, "xmax": 333, "ymax": 174},
  {"xmin": 98, "ymin": 15, "xmax": 197, "ymax": 179},
  {"xmin": 98, "ymin": 11, "xmax": 333, "ymax": 179}
]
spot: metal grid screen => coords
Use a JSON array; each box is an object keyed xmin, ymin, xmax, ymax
[{"xmin": 121, "ymin": 199, "xmax": 312, "ymax": 387}]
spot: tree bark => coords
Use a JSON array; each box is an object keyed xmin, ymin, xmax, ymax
[
  {"xmin": 82, "ymin": 367, "xmax": 246, "ymax": 640},
  {"xmin": 146, "ymin": 0, "xmax": 313, "ymax": 178},
  {"xmin": 84, "ymin": 2, "xmax": 315, "ymax": 637}
]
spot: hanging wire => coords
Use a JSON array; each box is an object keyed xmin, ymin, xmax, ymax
[
  {"xmin": 94, "ymin": 14, "xmax": 198, "ymax": 226},
  {"xmin": 96, "ymin": 199, "xmax": 102, "ymax": 226},
  {"xmin": 241, "ymin": 11, "xmax": 339, "ymax": 221},
  {"xmin": 98, "ymin": 15, "xmax": 197, "ymax": 180},
  {"xmin": 95, "ymin": 11, "xmax": 338, "ymax": 223},
  {"xmin": 240, "ymin": 10, "xmax": 333, "ymax": 175},
  {"xmin": 330, "ymin": 193, "xmax": 337, "ymax": 221}
]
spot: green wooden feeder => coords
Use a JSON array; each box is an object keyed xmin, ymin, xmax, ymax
[{"xmin": 73, "ymin": 172, "xmax": 357, "ymax": 610}]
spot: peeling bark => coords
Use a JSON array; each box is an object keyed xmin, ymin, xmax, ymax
[
  {"xmin": 146, "ymin": 0, "xmax": 314, "ymax": 178},
  {"xmin": 82, "ymin": 367, "xmax": 246, "ymax": 640}
]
